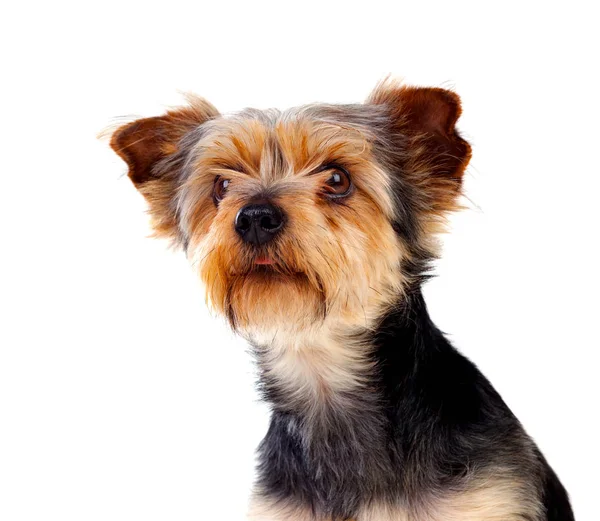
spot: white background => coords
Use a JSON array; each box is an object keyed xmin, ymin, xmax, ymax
[{"xmin": 1, "ymin": 1, "xmax": 598, "ymax": 520}]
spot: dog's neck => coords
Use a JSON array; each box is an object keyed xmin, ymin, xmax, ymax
[
  {"xmin": 248, "ymin": 288, "xmax": 432, "ymax": 421},
  {"xmin": 250, "ymin": 288, "xmax": 443, "ymax": 516},
  {"xmin": 251, "ymin": 324, "xmax": 373, "ymax": 416}
]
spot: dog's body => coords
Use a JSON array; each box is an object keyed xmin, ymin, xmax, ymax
[
  {"xmin": 249, "ymin": 290, "xmax": 571, "ymax": 521},
  {"xmin": 110, "ymin": 81, "xmax": 574, "ymax": 520}
]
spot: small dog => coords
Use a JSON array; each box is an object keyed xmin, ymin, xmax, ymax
[{"xmin": 110, "ymin": 81, "xmax": 574, "ymax": 521}]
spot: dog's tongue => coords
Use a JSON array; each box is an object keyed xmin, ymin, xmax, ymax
[{"xmin": 255, "ymin": 255, "xmax": 274, "ymax": 265}]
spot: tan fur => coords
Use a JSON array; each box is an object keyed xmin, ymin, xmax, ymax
[
  {"xmin": 429, "ymin": 474, "xmax": 543, "ymax": 521},
  {"xmin": 109, "ymin": 95, "xmax": 219, "ymax": 244},
  {"xmin": 175, "ymin": 115, "xmax": 409, "ymax": 405},
  {"xmin": 108, "ymin": 86, "xmax": 497, "ymax": 521},
  {"xmin": 181, "ymin": 116, "xmax": 407, "ymax": 339},
  {"xmin": 249, "ymin": 319, "xmax": 376, "ymax": 415},
  {"xmin": 357, "ymin": 477, "xmax": 542, "ymax": 520},
  {"xmin": 367, "ymin": 80, "xmax": 471, "ymax": 258},
  {"xmin": 109, "ymin": 85, "xmax": 470, "ymax": 340},
  {"xmin": 249, "ymin": 473, "xmax": 542, "ymax": 521},
  {"xmin": 248, "ymin": 495, "xmax": 324, "ymax": 521},
  {"xmin": 371, "ymin": 471, "xmax": 541, "ymax": 521}
]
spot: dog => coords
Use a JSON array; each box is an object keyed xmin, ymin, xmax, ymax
[{"xmin": 109, "ymin": 80, "xmax": 574, "ymax": 521}]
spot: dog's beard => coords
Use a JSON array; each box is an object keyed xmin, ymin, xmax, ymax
[
  {"xmin": 198, "ymin": 242, "xmax": 328, "ymax": 338},
  {"xmin": 194, "ymin": 211, "xmax": 407, "ymax": 341},
  {"xmin": 223, "ymin": 270, "xmax": 326, "ymax": 337}
]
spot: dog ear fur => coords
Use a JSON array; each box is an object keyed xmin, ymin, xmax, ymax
[
  {"xmin": 109, "ymin": 96, "xmax": 219, "ymax": 242},
  {"xmin": 110, "ymin": 96, "xmax": 219, "ymax": 185}
]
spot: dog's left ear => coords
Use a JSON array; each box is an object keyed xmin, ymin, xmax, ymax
[
  {"xmin": 109, "ymin": 96, "xmax": 219, "ymax": 243},
  {"xmin": 368, "ymin": 83, "xmax": 471, "ymax": 214}
]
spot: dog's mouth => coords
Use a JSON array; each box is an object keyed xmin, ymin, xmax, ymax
[
  {"xmin": 234, "ymin": 253, "xmax": 307, "ymax": 280},
  {"xmin": 254, "ymin": 255, "xmax": 274, "ymax": 266}
]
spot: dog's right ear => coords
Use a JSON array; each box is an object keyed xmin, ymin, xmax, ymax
[{"xmin": 109, "ymin": 96, "xmax": 219, "ymax": 242}]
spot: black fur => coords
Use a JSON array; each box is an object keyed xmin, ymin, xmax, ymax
[
  {"xmin": 254, "ymin": 289, "xmax": 574, "ymax": 520},
  {"xmin": 111, "ymin": 89, "xmax": 575, "ymax": 520},
  {"xmin": 541, "ymin": 461, "xmax": 574, "ymax": 521}
]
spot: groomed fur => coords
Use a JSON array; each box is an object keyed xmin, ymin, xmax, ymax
[{"xmin": 109, "ymin": 81, "xmax": 574, "ymax": 521}]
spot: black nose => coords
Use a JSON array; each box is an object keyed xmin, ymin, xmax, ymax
[{"xmin": 234, "ymin": 203, "xmax": 285, "ymax": 246}]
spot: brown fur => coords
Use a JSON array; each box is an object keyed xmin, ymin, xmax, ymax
[
  {"xmin": 110, "ymin": 95, "xmax": 219, "ymax": 242},
  {"xmin": 108, "ymin": 81, "xmax": 488, "ymax": 521},
  {"xmin": 178, "ymin": 115, "xmax": 406, "ymax": 338},
  {"xmin": 109, "ymin": 84, "xmax": 470, "ymax": 322},
  {"xmin": 108, "ymin": 79, "xmax": 472, "ymax": 423},
  {"xmin": 367, "ymin": 80, "xmax": 472, "ymax": 251}
]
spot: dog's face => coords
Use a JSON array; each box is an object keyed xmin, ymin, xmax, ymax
[{"xmin": 110, "ymin": 82, "xmax": 470, "ymax": 341}]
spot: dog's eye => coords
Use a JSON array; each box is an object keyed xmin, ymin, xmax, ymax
[
  {"xmin": 323, "ymin": 168, "xmax": 352, "ymax": 198},
  {"xmin": 213, "ymin": 176, "xmax": 230, "ymax": 204}
]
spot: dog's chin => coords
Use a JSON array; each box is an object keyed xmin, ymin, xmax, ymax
[{"xmin": 224, "ymin": 268, "xmax": 325, "ymax": 338}]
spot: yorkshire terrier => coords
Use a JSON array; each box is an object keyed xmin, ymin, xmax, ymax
[{"xmin": 110, "ymin": 81, "xmax": 574, "ymax": 521}]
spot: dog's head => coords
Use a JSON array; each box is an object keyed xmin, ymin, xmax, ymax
[{"xmin": 110, "ymin": 82, "xmax": 470, "ymax": 340}]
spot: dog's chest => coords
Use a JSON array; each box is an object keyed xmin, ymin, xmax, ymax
[
  {"xmin": 250, "ymin": 480, "xmax": 539, "ymax": 521},
  {"xmin": 254, "ymin": 331, "xmax": 403, "ymax": 512},
  {"xmin": 257, "ymin": 398, "xmax": 401, "ymax": 519}
]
